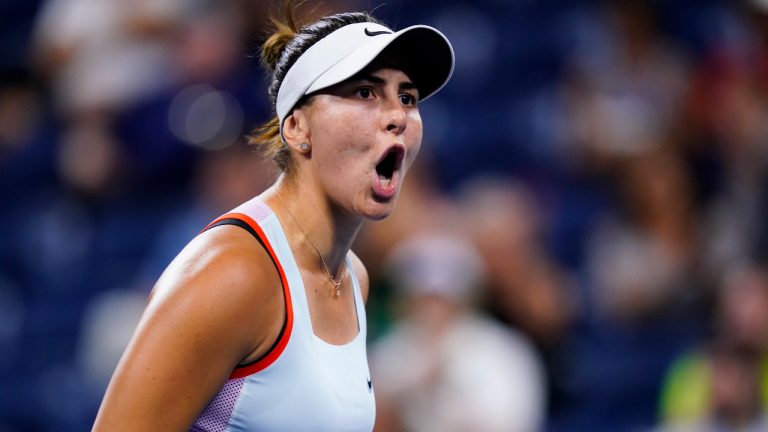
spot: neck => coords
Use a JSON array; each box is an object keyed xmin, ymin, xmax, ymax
[{"xmin": 265, "ymin": 174, "xmax": 363, "ymax": 275}]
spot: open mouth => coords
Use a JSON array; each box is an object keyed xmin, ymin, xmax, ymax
[
  {"xmin": 375, "ymin": 145, "xmax": 405, "ymax": 186},
  {"xmin": 371, "ymin": 145, "xmax": 405, "ymax": 202}
]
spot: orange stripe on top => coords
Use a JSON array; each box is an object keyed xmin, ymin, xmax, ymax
[{"xmin": 203, "ymin": 212, "xmax": 294, "ymax": 379}]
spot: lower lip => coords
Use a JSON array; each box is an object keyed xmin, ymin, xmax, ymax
[{"xmin": 371, "ymin": 170, "xmax": 399, "ymax": 201}]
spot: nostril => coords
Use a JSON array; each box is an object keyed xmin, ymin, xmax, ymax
[{"xmin": 386, "ymin": 120, "xmax": 405, "ymax": 132}]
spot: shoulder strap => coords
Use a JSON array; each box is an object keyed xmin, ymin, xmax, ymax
[{"xmin": 202, "ymin": 214, "xmax": 295, "ymax": 378}]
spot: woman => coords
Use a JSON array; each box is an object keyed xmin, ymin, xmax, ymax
[{"xmin": 92, "ymin": 1, "xmax": 454, "ymax": 430}]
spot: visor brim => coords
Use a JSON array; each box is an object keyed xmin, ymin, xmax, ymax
[{"xmin": 306, "ymin": 25, "xmax": 455, "ymax": 103}]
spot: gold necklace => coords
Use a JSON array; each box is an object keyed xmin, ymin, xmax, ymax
[{"xmin": 276, "ymin": 190, "xmax": 344, "ymax": 297}]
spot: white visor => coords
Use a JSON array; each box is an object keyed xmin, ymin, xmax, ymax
[{"xmin": 276, "ymin": 21, "xmax": 455, "ymax": 140}]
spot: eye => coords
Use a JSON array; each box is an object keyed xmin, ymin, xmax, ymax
[
  {"xmin": 356, "ymin": 87, "xmax": 374, "ymax": 99},
  {"xmin": 400, "ymin": 93, "xmax": 417, "ymax": 106}
]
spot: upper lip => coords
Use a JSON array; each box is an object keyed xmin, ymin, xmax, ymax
[{"xmin": 375, "ymin": 144, "xmax": 406, "ymax": 178}]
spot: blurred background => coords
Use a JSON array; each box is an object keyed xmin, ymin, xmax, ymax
[{"xmin": 2, "ymin": 0, "xmax": 768, "ymax": 430}]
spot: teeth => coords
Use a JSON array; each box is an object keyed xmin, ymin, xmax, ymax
[{"xmin": 379, "ymin": 176, "xmax": 391, "ymax": 186}]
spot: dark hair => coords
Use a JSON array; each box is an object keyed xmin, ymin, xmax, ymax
[{"xmin": 249, "ymin": 0, "xmax": 383, "ymax": 172}]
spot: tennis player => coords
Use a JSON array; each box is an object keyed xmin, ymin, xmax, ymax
[{"xmin": 92, "ymin": 0, "xmax": 454, "ymax": 430}]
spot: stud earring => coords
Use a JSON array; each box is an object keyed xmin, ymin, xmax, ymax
[{"xmin": 299, "ymin": 143, "xmax": 310, "ymax": 152}]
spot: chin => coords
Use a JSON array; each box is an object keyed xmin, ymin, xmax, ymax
[
  {"xmin": 361, "ymin": 196, "xmax": 397, "ymax": 221},
  {"xmin": 366, "ymin": 211, "xmax": 392, "ymax": 221},
  {"xmin": 363, "ymin": 207, "xmax": 394, "ymax": 221}
]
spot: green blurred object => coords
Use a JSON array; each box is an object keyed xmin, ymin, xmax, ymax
[{"xmin": 659, "ymin": 350, "xmax": 768, "ymax": 423}]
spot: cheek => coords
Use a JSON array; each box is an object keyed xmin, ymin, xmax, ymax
[
  {"xmin": 409, "ymin": 110, "xmax": 423, "ymax": 136},
  {"xmin": 310, "ymin": 113, "xmax": 375, "ymax": 176},
  {"xmin": 404, "ymin": 112, "xmax": 423, "ymax": 169},
  {"xmin": 312, "ymin": 104, "xmax": 376, "ymax": 149}
]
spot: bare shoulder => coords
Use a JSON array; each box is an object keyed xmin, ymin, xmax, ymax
[
  {"xmin": 151, "ymin": 224, "xmax": 282, "ymax": 315},
  {"xmin": 94, "ymin": 224, "xmax": 283, "ymax": 431},
  {"xmin": 348, "ymin": 250, "xmax": 370, "ymax": 303},
  {"xmin": 147, "ymin": 224, "xmax": 284, "ymax": 344},
  {"xmin": 147, "ymin": 223, "xmax": 287, "ymax": 368}
]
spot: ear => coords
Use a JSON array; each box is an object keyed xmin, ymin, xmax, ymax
[{"xmin": 282, "ymin": 109, "xmax": 311, "ymax": 150}]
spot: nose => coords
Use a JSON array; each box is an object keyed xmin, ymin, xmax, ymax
[{"xmin": 382, "ymin": 98, "xmax": 407, "ymax": 135}]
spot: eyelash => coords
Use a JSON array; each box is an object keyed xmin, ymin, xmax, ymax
[
  {"xmin": 355, "ymin": 87, "xmax": 417, "ymax": 106},
  {"xmin": 356, "ymin": 87, "xmax": 374, "ymax": 99},
  {"xmin": 400, "ymin": 94, "xmax": 416, "ymax": 106}
]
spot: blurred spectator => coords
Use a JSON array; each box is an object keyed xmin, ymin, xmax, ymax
[
  {"xmin": 370, "ymin": 232, "xmax": 546, "ymax": 432},
  {"xmin": 658, "ymin": 261, "xmax": 768, "ymax": 430},
  {"xmin": 546, "ymin": 147, "xmax": 711, "ymax": 432},
  {"xmin": 31, "ymin": 0, "xmax": 185, "ymax": 115},
  {"xmin": 56, "ymin": 113, "xmax": 124, "ymax": 198},
  {"xmin": 678, "ymin": 0, "xmax": 768, "ymax": 274},
  {"xmin": 587, "ymin": 149, "xmax": 706, "ymax": 323},
  {"xmin": 564, "ymin": 0, "xmax": 690, "ymax": 170},
  {"xmin": 456, "ymin": 176, "xmax": 574, "ymax": 349},
  {"xmin": 455, "ymin": 176, "xmax": 575, "ymax": 431},
  {"xmin": 658, "ymin": 341, "xmax": 768, "ymax": 432}
]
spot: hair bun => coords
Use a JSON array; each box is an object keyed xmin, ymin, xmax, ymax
[{"xmin": 261, "ymin": 20, "xmax": 296, "ymax": 72}]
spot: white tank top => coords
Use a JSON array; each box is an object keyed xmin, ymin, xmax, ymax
[{"xmin": 190, "ymin": 197, "xmax": 375, "ymax": 432}]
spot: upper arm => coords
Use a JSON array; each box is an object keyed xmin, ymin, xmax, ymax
[
  {"xmin": 349, "ymin": 251, "xmax": 370, "ymax": 303},
  {"xmin": 93, "ymin": 226, "xmax": 283, "ymax": 431}
]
